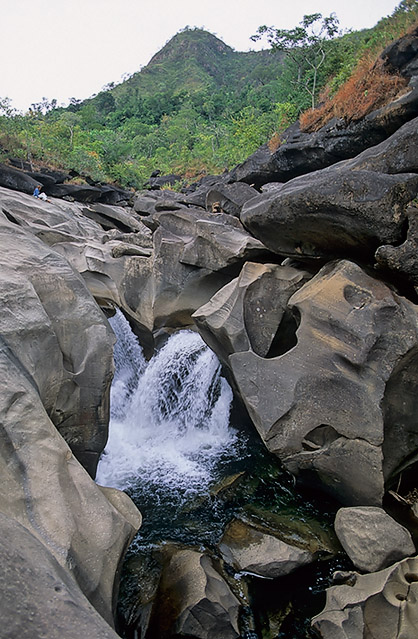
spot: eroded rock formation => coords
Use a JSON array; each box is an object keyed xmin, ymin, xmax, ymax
[
  {"xmin": 1, "ymin": 25, "xmax": 418, "ymax": 639},
  {"xmin": 312, "ymin": 557, "xmax": 418, "ymax": 639}
]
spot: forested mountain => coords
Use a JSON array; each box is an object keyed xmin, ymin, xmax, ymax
[{"xmin": 0, "ymin": 3, "xmax": 417, "ymax": 189}]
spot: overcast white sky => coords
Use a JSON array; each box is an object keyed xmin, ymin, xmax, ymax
[{"xmin": 2, "ymin": 0, "xmax": 401, "ymax": 112}]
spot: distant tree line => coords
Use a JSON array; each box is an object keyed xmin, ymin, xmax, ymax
[{"xmin": 0, "ymin": 1, "xmax": 416, "ymax": 189}]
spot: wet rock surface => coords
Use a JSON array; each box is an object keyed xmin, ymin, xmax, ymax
[{"xmin": 1, "ymin": 25, "xmax": 418, "ymax": 639}]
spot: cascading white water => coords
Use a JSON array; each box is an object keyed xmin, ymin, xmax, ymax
[{"xmin": 96, "ymin": 310, "xmax": 240, "ymax": 501}]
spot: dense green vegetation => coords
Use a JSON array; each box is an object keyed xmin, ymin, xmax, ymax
[{"xmin": 0, "ymin": 1, "xmax": 417, "ymax": 190}]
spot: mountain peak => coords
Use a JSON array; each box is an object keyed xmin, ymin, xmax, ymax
[{"xmin": 148, "ymin": 28, "xmax": 234, "ymax": 67}]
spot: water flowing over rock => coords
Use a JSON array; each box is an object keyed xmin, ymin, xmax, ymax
[
  {"xmin": 1, "ymin": 25, "xmax": 418, "ymax": 638},
  {"xmin": 0, "ymin": 216, "xmax": 142, "ymax": 630},
  {"xmin": 96, "ymin": 315, "xmax": 238, "ymax": 495}
]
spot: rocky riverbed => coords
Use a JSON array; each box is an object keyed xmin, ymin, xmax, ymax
[{"xmin": 0, "ymin": 26, "xmax": 418, "ymax": 639}]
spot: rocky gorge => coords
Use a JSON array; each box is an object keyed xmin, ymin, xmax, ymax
[{"xmin": 1, "ymin": 26, "xmax": 418, "ymax": 639}]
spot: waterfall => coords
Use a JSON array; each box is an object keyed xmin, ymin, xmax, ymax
[{"xmin": 96, "ymin": 310, "xmax": 240, "ymax": 504}]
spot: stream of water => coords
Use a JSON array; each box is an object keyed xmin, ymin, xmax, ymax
[
  {"xmin": 96, "ymin": 310, "xmax": 343, "ymax": 638},
  {"xmin": 96, "ymin": 310, "xmax": 246, "ymax": 544}
]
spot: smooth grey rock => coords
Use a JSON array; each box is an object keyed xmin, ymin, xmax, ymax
[
  {"xmin": 0, "ymin": 186, "xmax": 156, "ymax": 353},
  {"xmin": 312, "ymin": 557, "xmax": 418, "ymax": 639},
  {"xmin": 193, "ymin": 261, "xmax": 308, "ymax": 369},
  {"xmin": 133, "ymin": 191, "xmax": 161, "ymax": 215},
  {"xmin": 347, "ymin": 116, "xmax": 418, "ymax": 175},
  {"xmin": 219, "ymin": 518, "xmax": 316, "ymax": 579},
  {"xmin": 205, "ymin": 182, "xmax": 259, "ymax": 217},
  {"xmin": 375, "ymin": 204, "xmax": 418, "ymax": 288},
  {"xmin": 230, "ymin": 260, "xmax": 418, "ymax": 505},
  {"xmin": 0, "ymin": 513, "xmax": 120, "ymax": 639},
  {"xmin": 0, "ymin": 215, "xmax": 115, "ymax": 475},
  {"xmin": 154, "ymin": 207, "xmax": 269, "ymax": 271},
  {"xmin": 0, "ymin": 217, "xmax": 142, "ymax": 623},
  {"xmin": 335, "ymin": 507, "xmax": 416, "ymax": 572},
  {"xmin": 82, "ymin": 203, "xmax": 149, "ymax": 234},
  {"xmin": 148, "ymin": 548, "xmax": 240, "ymax": 639}
]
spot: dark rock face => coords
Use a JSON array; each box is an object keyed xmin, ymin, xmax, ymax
[
  {"xmin": 382, "ymin": 24, "xmax": 418, "ymax": 78},
  {"xmin": 45, "ymin": 182, "xmax": 104, "ymax": 202},
  {"xmin": 241, "ymin": 118, "xmax": 418, "ymax": 261},
  {"xmin": 147, "ymin": 173, "xmax": 182, "ymax": 190},
  {"xmin": 0, "ymin": 162, "xmax": 132, "ymax": 204},
  {"xmin": 375, "ymin": 204, "xmax": 418, "ymax": 288},
  {"xmin": 230, "ymin": 39, "xmax": 418, "ymax": 189},
  {"xmin": 205, "ymin": 181, "xmax": 259, "ymax": 217},
  {"xmin": 241, "ymin": 169, "xmax": 417, "ymax": 261},
  {"xmin": 0, "ymin": 163, "xmax": 39, "ymax": 194}
]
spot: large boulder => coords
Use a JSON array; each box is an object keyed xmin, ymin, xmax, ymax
[
  {"xmin": 193, "ymin": 261, "xmax": 309, "ymax": 370},
  {"xmin": 0, "ymin": 214, "xmax": 115, "ymax": 475},
  {"xmin": 81, "ymin": 203, "xmax": 152, "ymax": 234},
  {"xmin": 229, "ymin": 260, "xmax": 418, "ymax": 506},
  {"xmin": 0, "ymin": 186, "xmax": 156, "ymax": 353},
  {"xmin": 312, "ymin": 557, "xmax": 418, "ymax": 639},
  {"xmin": 219, "ymin": 518, "xmax": 322, "ymax": 579},
  {"xmin": 45, "ymin": 182, "xmax": 103, "ymax": 202},
  {"xmin": 205, "ymin": 182, "xmax": 259, "ymax": 217},
  {"xmin": 240, "ymin": 165, "xmax": 418, "ymax": 262},
  {"xmin": 147, "ymin": 548, "xmax": 241, "ymax": 639},
  {"xmin": 0, "ymin": 219, "xmax": 142, "ymax": 624},
  {"xmin": 144, "ymin": 207, "xmax": 272, "ymax": 331},
  {"xmin": 0, "ymin": 513, "xmax": 121, "ymax": 639},
  {"xmin": 334, "ymin": 507, "xmax": 415, "ymax": 572},
  {"xmin": 240, "ymin": 117, "xmax": 418, "ymax": 262},
  {"xmin": 0, "ymin": 163, "xmax": 40, "ymax": 194},
  {"xmin": 230, "ymin": 80, "xmax": 418, "ymax": 188},
  {"xmin": 375, "ymin": 203, "xmax": 418, "ymax": 289},
  {"xmin": 382, "ymin": 24, "xmax": 418, "ymax": 78},
  {"xmin": 154, "ymin": 207, "xmax": 269, "ymax": 271},
  {"xmin": 347, "ymin": 115, "xmax": 418, "ymax": 174}
]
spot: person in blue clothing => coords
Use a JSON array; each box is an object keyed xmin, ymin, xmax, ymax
[{"xmin": 33, "ymin": 184, "xmax": 49, "ymax": 201}]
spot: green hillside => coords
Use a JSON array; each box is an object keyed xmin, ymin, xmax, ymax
[{"xmin": 0, "ymin": 3, "xmax": 416, "ymax": 190}]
